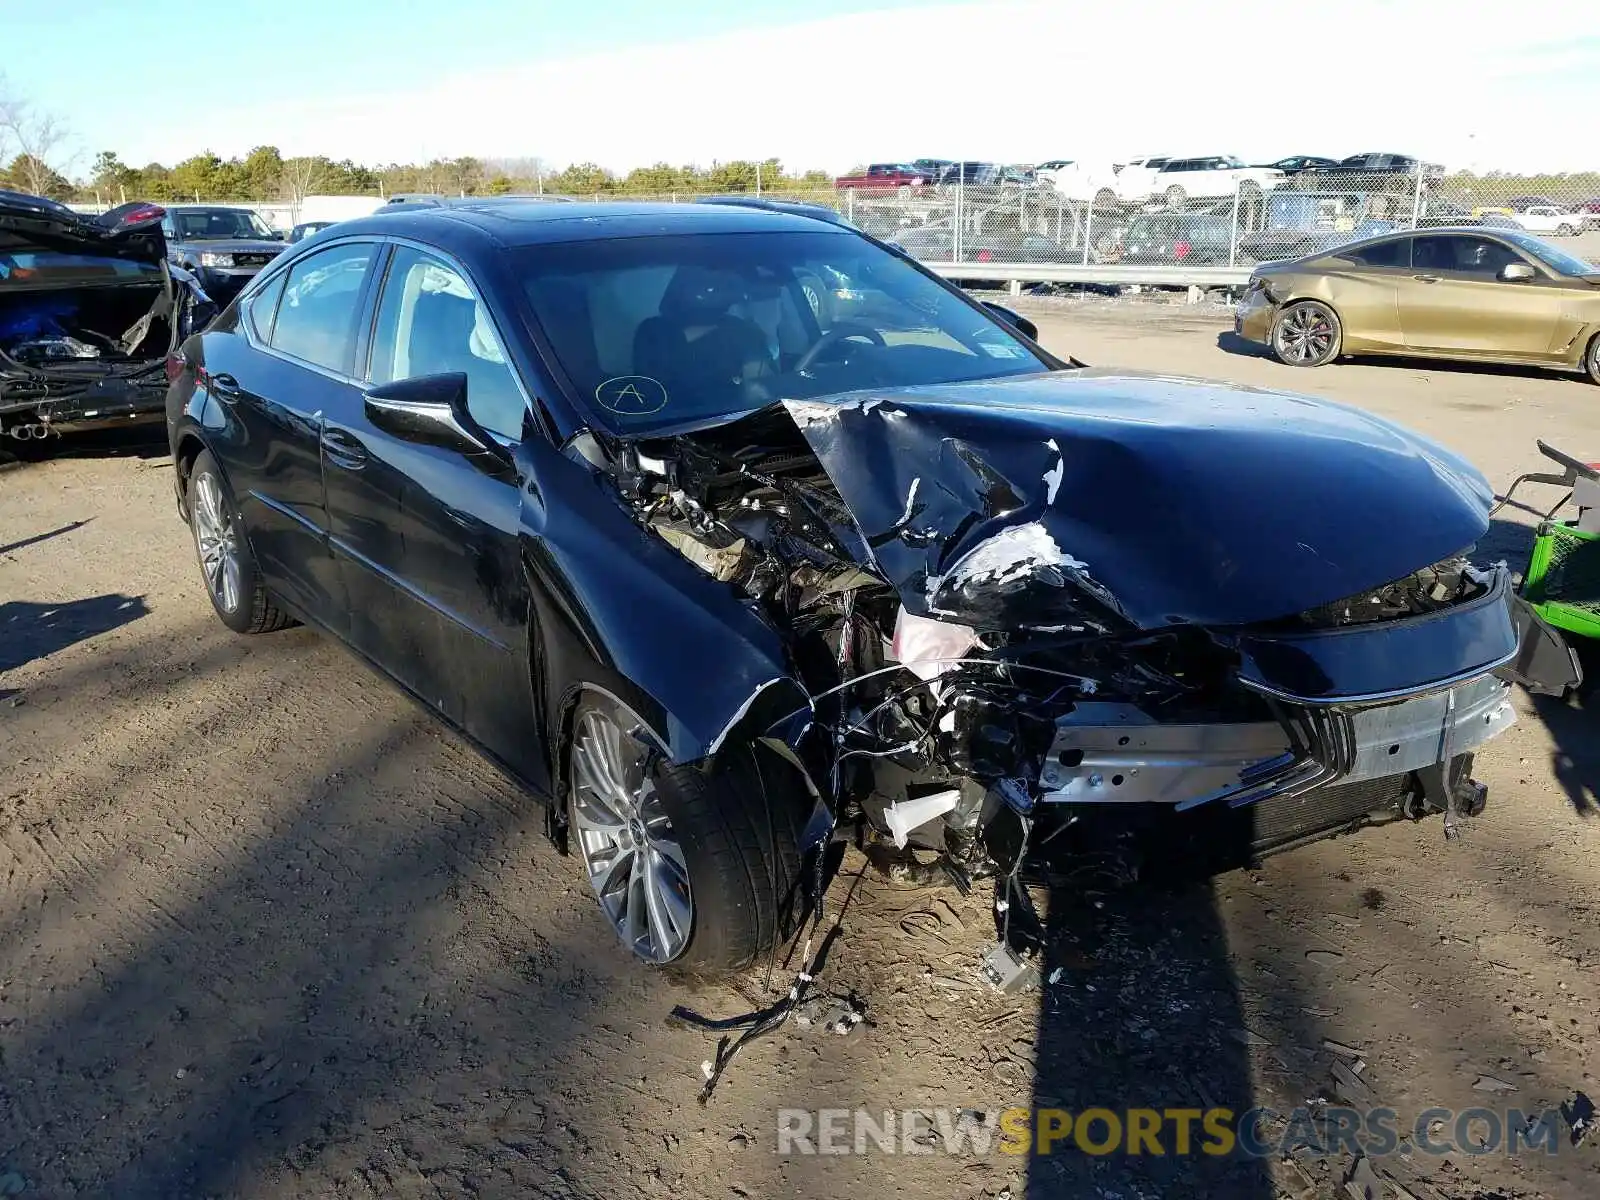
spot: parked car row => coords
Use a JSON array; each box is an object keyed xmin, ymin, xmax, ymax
[{"xmin": 838, "ymin": 152, "xmax": 1450, "ymax": 209}]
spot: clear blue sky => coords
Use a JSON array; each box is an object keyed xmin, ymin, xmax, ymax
[
  {"xmin": 6, "ymin": 1, "xmax": 1594, "ymax": 174},
  {"xmin": 4, "ymin": 0, "xmax": 938, "ymax": 164}
]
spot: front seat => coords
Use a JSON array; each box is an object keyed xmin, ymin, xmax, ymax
[{"xmin": 632, "ymin": 266, "xmax": 774, "ymax": 407}]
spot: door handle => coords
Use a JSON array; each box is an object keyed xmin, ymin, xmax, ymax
[
  {"xmin": 320, "ymin": 427, "xmax": 369, "ymax": 468},
  {"xmin": 1412, "ymin": 274, "xmax": 1440, "ymax": 283},
  {"xmin": 208, "ymin": 371, "xmax": 243, "ymax": 402}
]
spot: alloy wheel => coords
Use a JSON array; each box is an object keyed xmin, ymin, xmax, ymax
[
  {"xmin": 1275, "ymin": 303, "xmax": 1337, "ymax": 365},
  {"xmin": 569, "ymin": 704, "xmax": 693, "ymax": 963},
  {"xmin": 192, "ymin": 471, "xmax": 242, "ymax": 614}
]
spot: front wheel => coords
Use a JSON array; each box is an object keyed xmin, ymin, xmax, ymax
[
  {"xmin": 1584, "ymin": 333, "xmax": 1600, "ymax": 386},
  {"xmin": 565, "ymin": 693, "xmax": 812, "ymax": 971},
  {"xmin": 187, "ymin": 450, "xmax": 294, "ymax": 634},
  {"xmin": 1164, "ymin": 185, "xmax": 1187, "ymax": 209},
  {"xmin": 1271, "ymin": 300, "xmax": 1343, "ymax": 367}
]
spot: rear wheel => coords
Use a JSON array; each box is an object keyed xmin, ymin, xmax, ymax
[
  {"xmin": 1557, "ymin": 223, "xmax": 1576, "ymax": 236},
  {"xmin": 1271, "ymin": 300, "xmax": 1342, "ymax": 367},
  {"xmin": 565, "ymin": 692, "xmax": 811, "ymax": 971},
  {"xmin": 1164, "ymin": 185, "xmax": 1187, "ymax": 209},
  {"xmin": 187, "ymin": 450, "xmax": 294, "ymax": 634}
]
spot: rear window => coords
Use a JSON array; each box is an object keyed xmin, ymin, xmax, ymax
[
  {"xmin": 1343, "ymin": 238, "xmax": 1410, "ymax": 268},
  {"xmin": 0, "ymin": 252, "xmax": 162, "ymax": 288}
]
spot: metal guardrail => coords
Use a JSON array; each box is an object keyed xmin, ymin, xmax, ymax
[{"xmin": 920, "ymin": 262, "xmax": 1254, "ymax": 289}]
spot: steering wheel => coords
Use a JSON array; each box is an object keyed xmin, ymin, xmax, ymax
[{"xmin": 795, "ymin": 322, "xmax": 887, "ymax": 374}]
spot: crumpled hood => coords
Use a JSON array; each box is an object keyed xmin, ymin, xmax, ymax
[{"xmin": 782, "ymin": 370, "xmax": 1493, "ymax": 630}]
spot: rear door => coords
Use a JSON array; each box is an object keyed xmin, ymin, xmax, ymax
[
  {"xmin": 321, "ymin": 242, "xmax": 545, "ymax": 786},
  {"xmin": 1401, "ymin": 234, "xmax": 1563, "ymax": 356},
  {"xmin": 200, "ymin": 239, "xmax": 378, "ymax": 629}
]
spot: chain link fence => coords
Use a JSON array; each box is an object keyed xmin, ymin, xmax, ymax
[
  {"xmin": 65, "ymin": 168, "xmax": 1600, "ymax": 284},
  {"xmin": 811, "ymin": 166, "xmax": 1600, "ymax": 278}
]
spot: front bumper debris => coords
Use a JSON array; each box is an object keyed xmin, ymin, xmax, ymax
[{"xmin": 1038, "ymin": 670, "xmax": 1514, "ymax": 811}]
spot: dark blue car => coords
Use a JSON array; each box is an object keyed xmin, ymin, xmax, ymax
[{"xmin": 164, "ymin": 200, "xmax": 1571, "ymax": 973}]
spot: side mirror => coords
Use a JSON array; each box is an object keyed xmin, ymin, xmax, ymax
[
  {"xmin": 982, "ymin": 301, "xmax": 1039, "ymax": 341},
  {"xmin": 1499, "ymin": 262, "xmax": 1536, "ymax": 282},
  {"xmin": 364, "ymin": 372, "xmax": 508, "ymax": 462},
  {"xmin": 269, "ymin": 230, "xmax": 285, "ymax": 241}
]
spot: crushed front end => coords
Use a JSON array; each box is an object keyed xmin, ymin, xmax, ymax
[{"xmin": 598, "ymin": 371, "xmax": 1578, "ymax": 894}]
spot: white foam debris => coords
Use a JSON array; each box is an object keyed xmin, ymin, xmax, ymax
[
  {"xmin": 1042, "ymin": 438, "xmax": 1064, "ymax": 504},
  {"xmin": 782, "ymin": 399, "xmax": 839, "ymax": 428},
  {"xmin": 927, "ymin": 522, "xmax": 1087, "ymax": 598}
]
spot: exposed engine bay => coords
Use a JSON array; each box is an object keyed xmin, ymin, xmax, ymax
[{"xmin": 600, "ymin": 382, "xmax": 1572, "ymax": 894}]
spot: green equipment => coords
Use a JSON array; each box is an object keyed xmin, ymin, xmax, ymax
[{"xmin": 1494, "ymin": 439, "xmax": 1600, "ymax": 647}]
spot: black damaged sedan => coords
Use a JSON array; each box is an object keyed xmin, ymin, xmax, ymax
[{"xmin": 165, "ymin": 200, "xmax": 1578, "ymax": 971}]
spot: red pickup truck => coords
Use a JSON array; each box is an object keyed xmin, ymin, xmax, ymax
[{"xmin": 835, "ymin": 163, "xmax": 929, "ymax": 192}]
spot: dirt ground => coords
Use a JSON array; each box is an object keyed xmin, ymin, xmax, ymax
[{"xmin": 3, "ymin": 306, "xmax": 1600, "ymax": 1199}]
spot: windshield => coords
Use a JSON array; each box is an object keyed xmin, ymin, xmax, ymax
[
  {"xmin": 518, "ymin": 230, "xmax": 1049, "ymax": 434},
  {"xmin": 170, "ymin": 209, "xmax": 275, "ymax": 241},
  {"xmin": 1499, "ymin": 229, "xmax": 1596, "ymax": 277}
]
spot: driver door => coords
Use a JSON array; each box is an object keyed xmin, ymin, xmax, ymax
[
  {"xmin": 321, "ymin": 244, "xmax": 547, "ymax": 788},
  {"xmin": 1401, "ymin": 234, "xmax": 1563, "ymax": 357}
]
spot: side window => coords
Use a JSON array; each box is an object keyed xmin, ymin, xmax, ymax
[
  {"xmin": 268, "ymin": 242, "xmax": 374, "ymax": 373},
  {"xmin": 244, "ymin": 272, "xmax": 287, "ymax": 342},
  {"xmin": 1347, "ymin": 238, "xmax": 1410, "ymax": 268},
  {"xmin": 369, "ymin": 246, "xmax": 527, "ymax": 441},
  {"xmin": 1414, "ymin": 236, "xmax": 1520, "ymax": 277}
]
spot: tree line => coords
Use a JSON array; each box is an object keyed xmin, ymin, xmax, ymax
[{"xmin": 2, "ymin": 144, "xmax": 834, "ymax": 205}]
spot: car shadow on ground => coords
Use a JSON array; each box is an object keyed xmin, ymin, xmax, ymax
[
  {"xmin": 0, "ymin": 593, "xmax": 150, "ymax": 674},
  {"xmin": 1531, "ymin": 688, "xmax": 1600, "ymax": 815},
  {"xmin": 1020, "ymin": 815, "xmax": 1318, "ymax": 1198},
  {"xmin": 1215, "ymin": 330, "xmax": 1272, "ymax": 360},
  {"xmin": 0, "ymin": 424, "xmax": 168, "ymax": 473},
  {"xmin": 1214, "ymin": 331, "xmax": 1583, "ymax": 389}
]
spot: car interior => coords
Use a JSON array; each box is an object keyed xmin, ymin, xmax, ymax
[
  {"xmin": 518, "ymin": 235, "xmax": 1044, "ymax": 430},
  {"xmin": 369, "ymin": 254, "xmax": 526, "ymax": 439}
]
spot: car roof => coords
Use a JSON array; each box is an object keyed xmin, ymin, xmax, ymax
[
  {"xmin": 342, "ymin": 199, "xmax": 850, "ymax": 247},
  {"xmin": 1285, "ymin": 226, "xmax": 1519, "ymax": 260},
  {"xmin": 165, "ymin": 204, "xmax": 257, "ymax": 212}
]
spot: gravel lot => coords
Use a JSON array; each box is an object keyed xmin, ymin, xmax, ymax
[{"xmin": 3, "ymin": 306, "xmax": 1600, "ymax": 1199}]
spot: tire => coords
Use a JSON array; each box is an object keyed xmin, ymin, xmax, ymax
[
  {"xmin": 1557, "ymin": 224, "xmax": 1576, "ymax": 236},
  {"xmin": 1164, "ymin": 185, "xmax": 1187, "ymax": 209},
  {"xmin": 1271, "ymin": 300, "xmax": 1343, "ymax": 368},
  {"xmin": 565, "ymin": 692, "xmax": 811, "ymax": 972},
  {"xmin": 187, "ymin": 450, "xmax": 294, "ymax": 635},
  {"xmin": 1585, "ymin": 333, "xmax": 1600, "ymax": 386}
]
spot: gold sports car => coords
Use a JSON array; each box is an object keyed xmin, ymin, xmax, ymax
[{"xmin": 1234, "ymin": 226, "xmax": 1600, "ymax": 383}]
